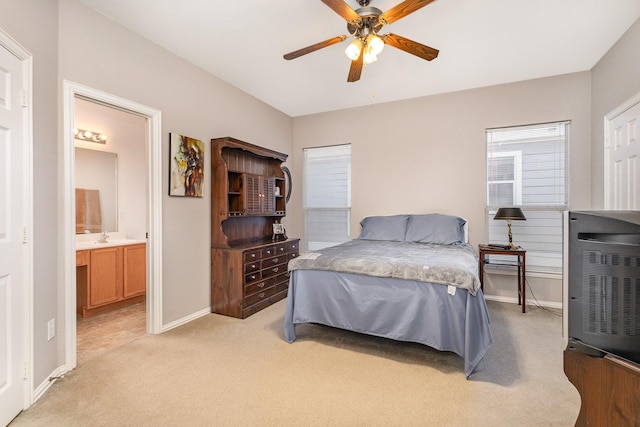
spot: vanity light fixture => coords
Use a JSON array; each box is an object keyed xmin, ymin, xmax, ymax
[{"xmin": 74, "ymin": 128, "xmax": 108, "ymax": 144}]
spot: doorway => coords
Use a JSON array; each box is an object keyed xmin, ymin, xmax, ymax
[
  {"xmin": 74, "ymin": 97, "xmax": 147, "ymax": 363},
  {"xmin": 63, "ymin": 81, "xmax": 163, "ymax": 371},
  {"xmin": 605, "ymin": 90, "xmax": 640, "ymax": 210}
]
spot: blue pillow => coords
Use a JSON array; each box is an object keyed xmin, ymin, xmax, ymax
[
  {"xmin": 357, "ymin": 215, "xmax": 409, "ymax": 241},
  {"xmin": 404, "ymin": 214, "xmax": 466, "ymax": 245}
]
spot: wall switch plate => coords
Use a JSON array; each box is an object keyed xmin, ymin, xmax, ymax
[{"xmin": 47, "ymin": 319, "xmax": 55, "ymax": 341}]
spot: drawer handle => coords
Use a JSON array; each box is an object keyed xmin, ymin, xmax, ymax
[
  {"xmin": 251, "ymin": 264, "xmax": 256, "ymax": 269},
  {"xmin": 272, "ymin": 267, "xmax": 279, "ymax": 273},
  {"xmin": 266, "ymin": 250, "xmax": 272, "ymax": 255},
  {"xmin": 272, "ymin": 257, "xmax": 279, "ymax": 263},
  {"xmin": 250, "ymin": 275, "xmax": 256, "ymax": 280},
  {"xmin": 259, "ymin": 292, "xmax": 265, "ymax": 299},
  {"xmin": 280, "ymin": 247, "xmax": 285, "ymax": 252},
  {"xmin": 291, "ymin": 254, "xmax": 297, "ymax": 258},
  {"xmin": 257, "ymin": 282, "xmax": 265, "ymax": 288},
  {"xmin": 251, "ymin": 253, "xmax": 256, "ymax": 258}
]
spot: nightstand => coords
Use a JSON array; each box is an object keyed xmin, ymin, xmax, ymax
[{"xmin": 478, "ymin": 244, "xmax": 527, "ymax": 313}]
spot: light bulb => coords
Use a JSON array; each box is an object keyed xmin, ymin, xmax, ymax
[
  {"xmin": 82, "ymin": 130, "xmax": 93, "ymax": 139},
  {"xmin": 345, "ymin": 39, "xmax": 363, "ymax": 61},
  {"xmin": 97, "ymin": 133, "xmax": 107, "ymax": 142},
  {"xmin": 363, "ymin": 50, "xmax": 377, "ymax": 65},
  {"xmin": 366, "ymin": 34, "xmax": 384, "ymax": 56}
]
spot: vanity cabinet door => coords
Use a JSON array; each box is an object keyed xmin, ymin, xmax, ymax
[
  {"xmin": 123, "ymin": 244, "xmax": 146, "ymax": 298},
  {"xmin": 89, "ymin": 246, "xmax": 122, "ymax": 308}
]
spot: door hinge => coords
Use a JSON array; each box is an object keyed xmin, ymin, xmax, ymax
[
  {"xmin": 23, "ymin": 362, "xmax": 29, "ymax": 379},
  {"xmin": 22, "ymin": 226, "xmax": 28, "ymax": 243},
  {"xmin": 22, "ymin": 89, "xmax": 28, "ymax": 108}
]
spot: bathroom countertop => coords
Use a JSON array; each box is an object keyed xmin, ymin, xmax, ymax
[{"xmin": 76, "ymin": 232, "xmax": 145, "ymax": 251}]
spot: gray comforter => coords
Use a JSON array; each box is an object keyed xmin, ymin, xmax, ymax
[{"xmin": 288, "ymin": 239, "xmax": 481, "ymax": 295}]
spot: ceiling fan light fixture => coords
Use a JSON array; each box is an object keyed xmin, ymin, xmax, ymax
[
  {"xmin": 363, "ymin": 49, "xmax": 377, "ymax": 65},
  {"xmin": 366, "ymin": 33, "xmax": 384, "ymax": 56},
  {"xmin": 345, "ymin": 38, "xmax": 363, "ymax": 61}
]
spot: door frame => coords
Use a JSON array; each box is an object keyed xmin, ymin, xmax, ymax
[
  {"xmin": 604, "ymin": 90, "xmax": 640, "ymax": 209},
  {"xmin": 0, "ymin": 27, "xmax": 34, "ymax": 414},
  {"xmin": 62, "ymin": 81, "xmax": 163, "ymax": 370}
]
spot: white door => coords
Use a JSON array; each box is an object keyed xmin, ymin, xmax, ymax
[
  {"xmin": 605, "ymin": 97, "xmax": 640, "ymax": 209},
  {"xmin": 0, "ymin": 41, "xmax": 28, "ymax": 425}
]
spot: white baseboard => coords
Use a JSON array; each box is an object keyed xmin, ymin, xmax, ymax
[
  {"xmin": 484, "ymin": 294, "xmax": 563, "ymax": 310},
  {"xmin": 161, "ymin": 307, "xmax": 211, "ymax": 333},
  {"xmin": 32, "ymin": 365, "xmax": 68, "ymax": 403}
]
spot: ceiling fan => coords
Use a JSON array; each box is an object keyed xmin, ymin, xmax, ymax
[{"xmin": 283, "ymin": 0, "xmax": 440, "ymax": 83}]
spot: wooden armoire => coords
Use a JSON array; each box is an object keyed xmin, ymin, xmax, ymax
[{"xmin": 210, "ymin": 137, "xmax": 299, "ymax": 318}]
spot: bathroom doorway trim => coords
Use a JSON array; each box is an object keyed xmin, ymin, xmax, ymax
[{"xmin": 62, "ymin": 80, "xmax": 163, "ymax": 370}]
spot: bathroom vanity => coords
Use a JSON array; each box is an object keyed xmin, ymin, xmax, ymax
[{"xmin": 76, "ymin": 234, "xmax": 146, "ymax": 317}]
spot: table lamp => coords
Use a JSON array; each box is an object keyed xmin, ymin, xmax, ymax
[{"xmin": 494, "ymin": 207, "xmax": 526, "ymax": 249}]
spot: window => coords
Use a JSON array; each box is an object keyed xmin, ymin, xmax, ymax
[
  {"xmin": 303, "ymin": 144, "xmax": 351, "ymax": 251},
  {"xmin": 486, "ymin": 122, "xmax": 569, "ymax": 273}
]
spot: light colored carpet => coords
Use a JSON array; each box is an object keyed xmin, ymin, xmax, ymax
[{"xmin": 11, "ymin": 300, "xmax": 581, "ymax": 426}]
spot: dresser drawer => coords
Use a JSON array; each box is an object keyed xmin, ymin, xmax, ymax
[
  {"xmin": 244, "ymin": 260, "xmax": 260, "ymax": 274},
  {"xmin": 262, "ymin": 255, "xmax": 285, "ymax": 268},
  {"xmin": 244, "ymin": 249, "xmax": 262, "ymax": 263},
  {"xmin": 244, "ymin": 285, "xmax": 276, "ymax": 307},
  {"xmin": 262, "ymin": 262, "xmax": 286, "ymax": 279},
  {"xmin": 244, "ymin": 270, "xmax": 262, "ymax": 284},
  {"xmin": 245, "ymin": 277, "xmax": 275, "ymax": 295},
  {"xmin": 262, "ymin": 246, "xmax": 277, "ymax": 258},
  {"xmin": 285, "ymin": 240, "xmax": 299, "ymax": 253}
]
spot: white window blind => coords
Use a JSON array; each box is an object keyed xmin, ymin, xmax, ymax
[
  {"xmin": 303, "ymin": 144, "xmax": 351, "ymax": 251},
  {"xmin": 486, "ymin": 122, "xmax": 569, "ymax": 273}
]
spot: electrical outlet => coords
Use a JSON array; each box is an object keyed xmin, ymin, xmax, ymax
[{"xmin": 47, "ymin": 319, "xmax": 55, "ymax": 341}]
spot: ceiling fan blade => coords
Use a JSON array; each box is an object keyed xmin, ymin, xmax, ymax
[
  {"xmin": 382, "ymin": 33, "xmax": 439, "ymax": 61},
  {"xmin": 283, "ymin": 35, "xmax": 347, "ymax": 60},
  {"xmin": 321, "ymin": 0, "xmax": 361, "ymax": 23},
  {"xmin": 347, "ymin": 47, "xmax": 364, "ymax": 82},
  {"xmin": 379, "ymin": 0, "xmax": 437, "ymax": 24}
]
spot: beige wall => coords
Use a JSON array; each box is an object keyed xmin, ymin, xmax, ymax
[
  {"xmin": 57, "ymin": 0, "xmax": 294, "ymax": 329},
  {"xmin": 290, "ymin": 72, "xmax": 593, "ymax": 305},
  {"xmin": 0, "ymin": 0, "xmax": 61, "ymax": 386},
  {"xmin": 591, "ymin": 18, "xmax": 640, "ymax": 208}
]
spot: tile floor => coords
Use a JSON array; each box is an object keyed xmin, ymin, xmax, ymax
[{"xmin": 76, "ymin": 302, "xmax": 146, "ymax": 365}]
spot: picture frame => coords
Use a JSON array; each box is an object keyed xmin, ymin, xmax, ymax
[
  {"xmin": 169, "ymin": 133, "xmax": 204, "ymax": 197},
  {"xmin": 272, "ymin": 221, "xmax": 286, "ymax": 241}
]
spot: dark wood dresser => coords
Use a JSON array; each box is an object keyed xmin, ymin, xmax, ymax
[
  {"xmin": 210, "ymin": 137, "xmax": 298, "ymax": 318},
  {"xmin": 211, "ymin": 238, "xmax": 298, "ymax": 318}
]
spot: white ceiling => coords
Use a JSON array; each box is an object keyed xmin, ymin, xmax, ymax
[{"xmin": 80, "ymin": 0, "xmax": 640, "ymax": 117}]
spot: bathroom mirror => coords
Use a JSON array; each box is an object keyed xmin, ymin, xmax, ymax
[{"xmin": 75, "ymin": 148, "xmax": 118, "ymax": 233}]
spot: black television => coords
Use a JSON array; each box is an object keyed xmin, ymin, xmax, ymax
[{"xmin": 566, "ymin": 210, "xmax": 640, "ymax": 364}]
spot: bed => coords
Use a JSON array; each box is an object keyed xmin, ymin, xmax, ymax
[{"xmin": 284, "ymin": 213, "xmax": 493, "ymax": 378}]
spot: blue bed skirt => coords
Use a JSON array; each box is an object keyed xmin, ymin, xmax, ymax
[{"xmin": 284, "ymin": 269, "xmax": 492, "ymax": 378}]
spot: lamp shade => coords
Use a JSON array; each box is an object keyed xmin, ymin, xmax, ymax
[{"xmin": 494, "ymin": 207, "xmax": 526, "ymax": 221}]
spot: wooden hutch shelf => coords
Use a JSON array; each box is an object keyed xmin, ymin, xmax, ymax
[{"xmin": 211, "ymin": 137, "xmax": 299, "ymax": 318}]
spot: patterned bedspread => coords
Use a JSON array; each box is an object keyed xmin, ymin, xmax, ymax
[{"xmin": 288, "ymin": 239, "xmax": 480, "ymax": 295}]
